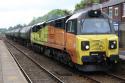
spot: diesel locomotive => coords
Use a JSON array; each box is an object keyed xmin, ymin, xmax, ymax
[{"xmin": 6, "ymin": 9, "xmax": 119, "ymax": 71}]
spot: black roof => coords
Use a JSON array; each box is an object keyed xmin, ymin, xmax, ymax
[{"xmin": 46, "ymin": 15, "xmax": 71, "ymax": 23}]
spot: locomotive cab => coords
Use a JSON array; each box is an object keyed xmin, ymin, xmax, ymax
[{"xmin": 65, "ymin": 9, "xmax": 119, "ymax": 71}]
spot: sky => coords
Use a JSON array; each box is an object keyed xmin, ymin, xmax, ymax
[{"xmin": 0, "ymin": 0, "xmax": 81, "ymax": 28}]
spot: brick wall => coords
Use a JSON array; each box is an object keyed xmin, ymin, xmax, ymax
[
  {"xmin": 122, "ymin": 3, "xmax": 125, "ymax": 22},
  {"xmin": 112, "ymin": 4, "xmax": 122, "ymax": 22},
  {"xmin": 102, "ymin": 7, "xmax": 108, "ymax": 14}
]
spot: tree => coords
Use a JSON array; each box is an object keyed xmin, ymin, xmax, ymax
[
  {"xmin": 75, "ymin": 0, "xmax": 86, "ymax": 11},
  {"xmin": 8, "ymin": 24, "xmax": 27, "ymax": 30},
  {"xmin": 29, "ymin": 9, "xmax": 71, "ymax": 25},
  {"xmin": 75, "ymin": 0, "xmax": 100, "ymax": 11}
]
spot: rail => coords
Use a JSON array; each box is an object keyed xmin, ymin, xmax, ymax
[{"xmin": 6, "ymin": 40, "xmax": 64, "ymax": 83}]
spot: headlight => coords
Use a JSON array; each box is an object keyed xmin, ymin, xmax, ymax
[
  {"xmin": 81, "ymin": 41, "xmax": 90, "ymax": 50},
  {"xmin": 109, "ymin": 40, "xmax": 117, "ymax": 49}
]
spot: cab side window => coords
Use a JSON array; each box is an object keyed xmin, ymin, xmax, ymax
[
  {"xmin": 67, "ymin": 20, "xmax": 77, "ymax": 34},
  {"xmin": 32, "ymin": 26, "xmax": 37, "ymax": 32}
]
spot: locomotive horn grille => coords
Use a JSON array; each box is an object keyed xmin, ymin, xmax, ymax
[{"xmin": 91, "ymin": 40, "xmax": 105, "ymax": 51}]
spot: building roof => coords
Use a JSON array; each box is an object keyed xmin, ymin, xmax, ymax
[
  {"xmin": 75, "ymin": 0, "xmax": 125, "ymax": 14},
  {"xmin": 102, "ymin": 0, "xmax": 125, "ymax": 8}
]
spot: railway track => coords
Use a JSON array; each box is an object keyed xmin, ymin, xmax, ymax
[
  {"xmin": 5, "ymin": 40, "xmax": 100, "ymax": 83},
  {"xmin": 7, "ymin": 46, "xmax": 33, "ymax": 83},
  {"xmin": 5, "ymin": 39, "xmax": 125, "ymax": 83},
  {"xmin": 83, "ymin": 75, "xmax": 101, "ymax": 83},
  {"xmin": 81, "ymin": 72, "xmax": 125, "ymax": 83},
  {"xmin": 6, "ymin": 40, "xmax": 64, "ymax": 83},
  {"xmin": 106, "ymin": 72, "xmax": 125, "ymax": 81}
]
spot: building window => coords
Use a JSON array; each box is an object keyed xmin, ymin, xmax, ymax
[
  {"xmin": 109, "ymin": 7, "xmax": 113, "ymax": 18},
  {"xmin": 123, "ymin": 3, "xmax": 125, "ymax": 16},
  {"xmin": 115, "ymin": 7, "xmax": 118, "ymax": 16}
]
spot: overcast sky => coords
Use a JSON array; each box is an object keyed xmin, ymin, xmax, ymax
[{"xmin": 0, "ymin": 0, "xmax": 81, "ymax": 28}]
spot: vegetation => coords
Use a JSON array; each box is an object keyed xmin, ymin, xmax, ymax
[
  {"xmin": 29, "ymin": 0, "xmax": 101, "ymax": 26},
  {"xmin": 8, "ymin": 24, "xmax": 26, "ymax": 30},
  {"xmin": 75, "ymin": 0, "xmax": 100, "ymax": 11},
  {"xmin": 29, "ymin": 9, "xmax": 71, "ymax": 25},
  {"xmin": 8, "ymin": 0, "xmax": 100, "ymax": 29}
]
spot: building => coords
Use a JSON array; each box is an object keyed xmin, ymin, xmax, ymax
[
  {"xmin": 100, "ymin": 0, "xmax": 109, "ymax": 3},
  {"xmin": 99, "ymin": 0, "xmax": 125, "ymax": 47}
]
